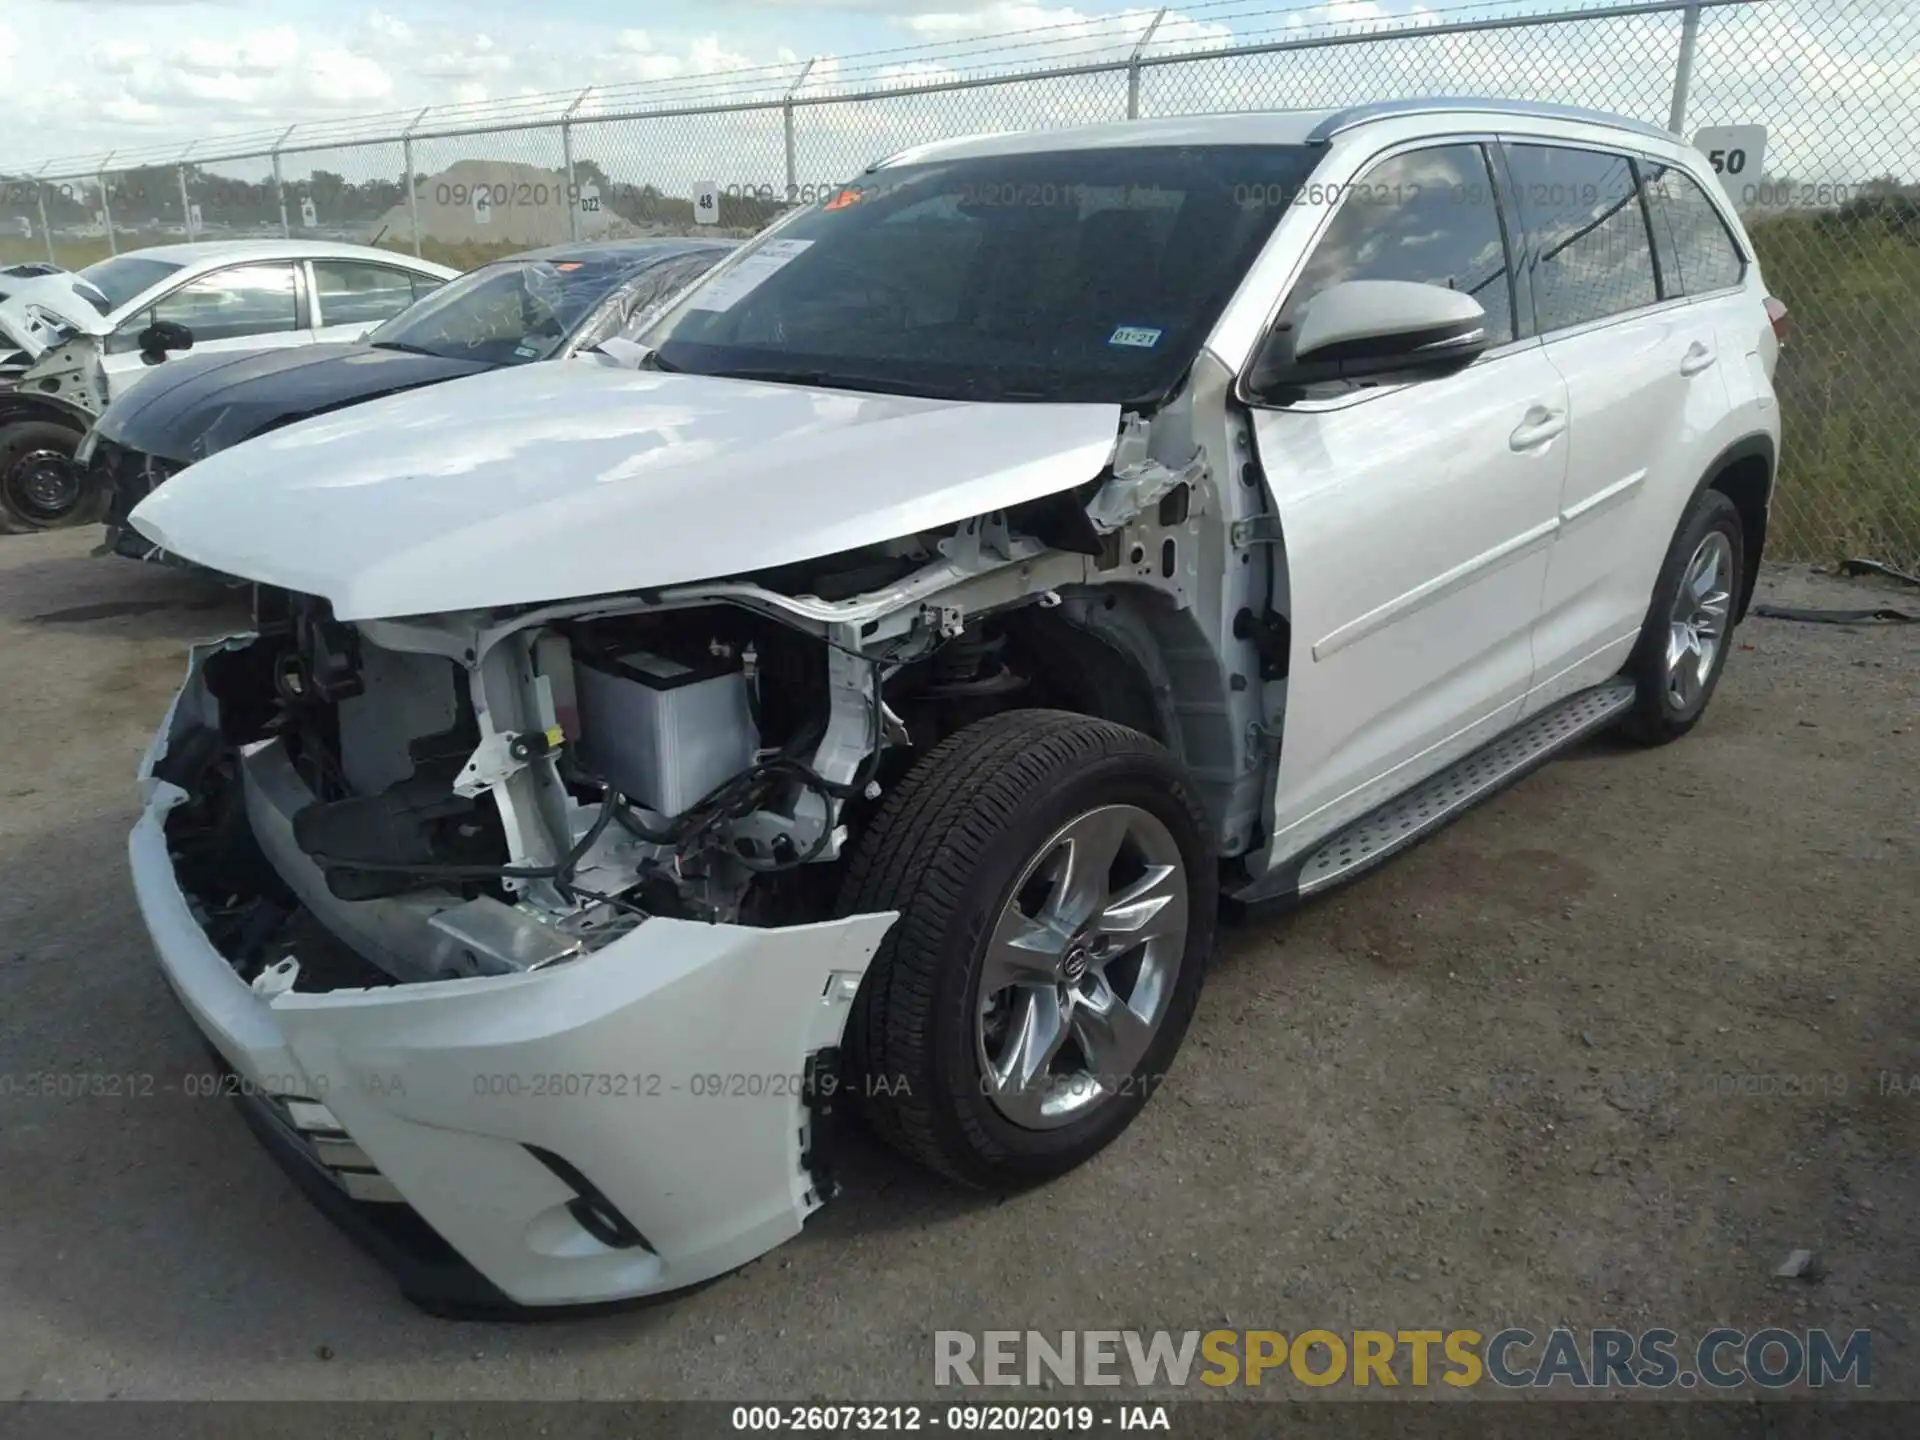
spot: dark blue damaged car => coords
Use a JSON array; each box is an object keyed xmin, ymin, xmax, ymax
[{"xmin": 88, "ymin": 237, "xmax": 736, "ymax": 562}]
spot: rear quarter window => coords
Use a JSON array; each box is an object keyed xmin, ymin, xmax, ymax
[{"xmin": 1641, "ymin": 163, "xmax": 1748, "ymax": 296}]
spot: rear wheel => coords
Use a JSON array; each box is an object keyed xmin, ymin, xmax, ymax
[
  {"xmin": 1620, "ymin": 487, "xmax": 1744, "ymax": 745},
  {"xmin": 0, "ymin": 421, "xmax": 92, "ymax": 531},
  {"xmin": 836, "ymin": 709, "xmax": 1215, "ymax": 1190}
]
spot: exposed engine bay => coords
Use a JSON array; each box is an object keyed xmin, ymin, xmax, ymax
[{"xmin": 156, "ymin": 400, "xmax": 1282, "ymax": 995}]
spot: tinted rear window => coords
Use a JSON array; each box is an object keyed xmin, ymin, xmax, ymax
[{"xmin": 1504, "ymin": 144, "xmax": 1659, "ymax": 332}]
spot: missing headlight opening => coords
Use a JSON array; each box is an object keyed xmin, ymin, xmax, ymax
[{"xmin": 154, "ymin": 498, "xmax": 1229, "ymax": 994}]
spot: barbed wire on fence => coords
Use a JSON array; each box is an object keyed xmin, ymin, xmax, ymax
[{"xmin": 0, "ymin": 0, "xmax": 1913, "ymax": 565}]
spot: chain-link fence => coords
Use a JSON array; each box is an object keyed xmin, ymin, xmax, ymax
[{"xmin": 3, "ymin": 0, "xmax": 1914, "ymax": 563}]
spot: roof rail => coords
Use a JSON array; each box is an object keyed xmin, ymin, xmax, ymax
[{"xmin": 1307, "ymin": 96, "xmax": 1675, "ymax": 144}]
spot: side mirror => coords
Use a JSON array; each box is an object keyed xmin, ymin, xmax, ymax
[
  {"xmin": 137, "ymin": 320, "xmax": 195, "ymax": 366},
  {"xmin": 1247, "ymin": 279, "xmax": 1490, "ymax": 400}
]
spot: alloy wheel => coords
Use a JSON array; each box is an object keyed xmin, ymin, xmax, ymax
[
  {"xmin": 1665, "ymin": 530, "xmax": 1733, "ymax": 712},
  {"xmin": 975, "ymin": 803, "xmax": 1190, "ymax": 1130}
]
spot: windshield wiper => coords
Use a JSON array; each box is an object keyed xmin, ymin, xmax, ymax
[
  {"xmin": 368, "ymin": 340, "xmax": 445, "ymax": 358},
  {"xmin": 705, "ymin": 366, "xmax": 966, "ymax": 400}
]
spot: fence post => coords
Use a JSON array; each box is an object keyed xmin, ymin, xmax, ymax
[
  {"xmin": 402, "ymin": 106, "xmax": 430, "ymax": 258},
  {"xmin": 34, "ymin": 164, "xmax": 53, "ymax": 265},
  {"xmin": 273, "ymin": 125, "xmax": 295, "ymax": 238},
  {"xmin": 97, "ymin": 153, "xmax": 117, "ymax": 256},
  {"xmin": 1127, "ymin": 8, "xmax": 1168, "ymax": 120},
  {"xmin": 1668, "ymin": 3, "xmax": 1701, "ymax": 134},
  {"xmin": 177, "ymin": 165, "xmax": 195, "ymax": 241},
  {"xmin": 784, "ymin": 59, "xmax": 817, "ymax": 204},
  {"xmin": 561, "ymin": 86, "xmax": 594, "ymax": 243}
]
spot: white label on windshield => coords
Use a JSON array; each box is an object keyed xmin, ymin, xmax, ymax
[
  {"xmin": 685, "ymin": 238, "xmax": 814, "ymax": 313},
  {"xmin": 1109, "ymin": 325, "xmax": 1162, "ymax": 348}
]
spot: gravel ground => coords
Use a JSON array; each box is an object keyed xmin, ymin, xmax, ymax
[{"xmin": 0, "ymin": 528, "xmax": 1914, "ymax": 1403}]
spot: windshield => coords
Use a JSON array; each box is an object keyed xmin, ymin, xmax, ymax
[
  {"xmin": 74, "ymin": 255, "xmax": 183, "ymax": 315},
  {"xmin": 367, "ymin": 257, "xmax": 641, "ymax": 365},
  {"xmin": 644, "ymin": 144, "xmax": 1322, "ymax": 404}
]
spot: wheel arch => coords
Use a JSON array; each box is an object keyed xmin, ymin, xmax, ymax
[
  {"xmin": 0, "ymin": 390, "xmax": 93, "ymax": 437},
  {"xmin": 1696, "ymin": 432, "xmax": 1775, "ymax": 622},
  {"xmin": 996, "ymin": 600, "xmax": 1174, "ymax": 754}
]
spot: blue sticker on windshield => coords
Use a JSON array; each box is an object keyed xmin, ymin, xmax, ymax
[
  {"xmin": 1109, "ymin": 325, "xmax": 1162, "ymax": 349},
  {"xmin": 512, "ymin": 342, "xmax": 541, "ymax": 358}
]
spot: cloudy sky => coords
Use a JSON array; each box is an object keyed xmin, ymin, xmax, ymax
[
  {"xmin": 1, "ymin": 0, "xmax": 1911, "ymax": 184},
  {"xmin": 2, "ymin": 0, "xmax": 1552, "ymax": 164}
]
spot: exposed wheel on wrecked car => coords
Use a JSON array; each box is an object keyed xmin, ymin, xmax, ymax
[
  {"xmin": 838, "ymin": 710, "xmax": 1216, "ymax": 1190},
  {"xmin": 0, "ymin": 420, "xmax": 95, "ymax": 531}
]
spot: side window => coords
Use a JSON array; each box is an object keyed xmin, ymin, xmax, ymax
[
  {"xmin": 1503, "ymin": 144, "xmax": 1659, "ymax": 331},
  {"xmin": 410, "ymin": 274, "xmax": 447, "ymax": 303},
  {"xmin": 314, "ymin": 261, "xmax": 420, "ymax": 327},
  {"xmin": 107, "ymin": 314, "xmax": 153, "ymax": 355},
  {"xmin": 1278, "ymin": 143, "xmax": 1517, "ymax": 348},
  {"xmin": 1640, "ymin": 163, "xmax": 1746, "ymax": 296},
  {"xmin": 149, "ymin": 263, "xmax": 300, "ymax": 343}
]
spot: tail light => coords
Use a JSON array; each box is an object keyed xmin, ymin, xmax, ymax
[{"xmin": 1763, "ymin": 295, "xmax": 1789, "ymax": 345}]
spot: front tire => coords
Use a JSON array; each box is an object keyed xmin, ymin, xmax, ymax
[
  {"xmin": 1620, "ymin": 487, "xmax": 1744, "ymax": 745},
  {"xmin": 836, "ymin": 709, "xmax": 1216, "ymax": 1190},
  {"xmin": 0, "ymin": 420, "xmax": 94, "ymax": 531}
]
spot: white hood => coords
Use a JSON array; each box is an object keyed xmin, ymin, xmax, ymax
[
  {"xmin": 131, "ymin": 365, "xmax": 1122, "ymax": 619},
  {"xmin": 0, "ymin": 271, "xmax": 111, "ymax": 358}
]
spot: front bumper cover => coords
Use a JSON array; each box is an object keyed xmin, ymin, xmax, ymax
[{"xmin": 131, "ymin": 640, "xmax": 895, "ymax": 1312}]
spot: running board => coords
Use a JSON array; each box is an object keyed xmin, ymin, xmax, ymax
[{"xmin": 1234, "ymin": 680, "xmax": 1637, "ymax": 907}]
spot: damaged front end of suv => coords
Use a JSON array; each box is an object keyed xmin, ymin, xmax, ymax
[
  {"xmin": 128, "ymin": 360, "xmax": 1275, "ymax": 1313},
  {"xmin": 124, "ymin": 131, "xmax": 1328, "ymax": 1312}
]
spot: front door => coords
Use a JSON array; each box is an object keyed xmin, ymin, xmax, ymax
[
  {"xmin": 1246, "ymin": 141, "xmax": 1569, "ymax": 857},
  {"xmin": 102, "ymin": 261, "xmax": 310, "ymax": 401}
]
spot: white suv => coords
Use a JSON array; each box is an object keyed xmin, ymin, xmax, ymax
[{"xmin": 125, "ymin": 99, "xmax": 1781, "ymax": 1313}]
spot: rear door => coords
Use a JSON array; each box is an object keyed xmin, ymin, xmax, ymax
[
  {"xmin": 101, "ymin": 261, "xmax": 308, "ymax": 400},
  {"xmin": 1506, "ymin": 141, "xmax": 1734, "ymax": 713},
  {"xmin": 1642, "ymin": 159, "xmax": 1769, "ymax": 425},
  {"xmin": 310, "ymin": 259, "xmax": 440, "ymax": 343},
  {"xmin": 1247, "ymin": 141, "xmax": 1571, "ymax": 856}
]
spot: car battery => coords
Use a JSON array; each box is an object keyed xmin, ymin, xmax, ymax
[{"xmin": 573, "ymin": 647, "xmax": 758, "ymax": 817}]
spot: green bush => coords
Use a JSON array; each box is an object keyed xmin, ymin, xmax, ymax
[{"xmin": 1749, "ymin": 207, "xmax": 1920, "ymax": 568}]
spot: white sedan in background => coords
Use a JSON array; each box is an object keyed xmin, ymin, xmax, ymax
[{"xmin": 0, "ymin": 240, "xmax": 457, "ymax": 530}]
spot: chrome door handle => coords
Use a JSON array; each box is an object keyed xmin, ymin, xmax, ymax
[
  {"xmin": 1680, "ymin": 340, "xmax": 1717, "ymax": 376},
  {"xmin": 1509, "ymin": 407, "xmax": 1567, "ymax": 451}
]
